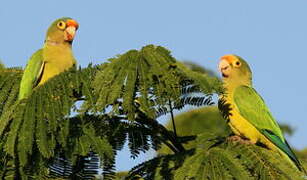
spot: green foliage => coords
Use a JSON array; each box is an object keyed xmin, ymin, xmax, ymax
[
  {"xmin": 128, "ymin": 149, "xmax": 194, "ymax": 180},
  {"xmin": 158, "ymin": 107, "xmax": 298, "ymax": 154},
  {"xmin": 0, "ymin": 66, "xmax": 115, "ymax": 178},
  {"xmin": 144, "ymin": 98, "xmax": 306, "ymax": 179},
  {"xmin": 279, "ymin": 123, "xmax": 294, "ymax": 136},
  {"xmin": 0, "ymin": 68, "xmax": 22, "ymax": 116},
  {"xmin": 0, "ymin": 45, "xmax": 303, "ymax": 179},
  {"xmin": 183, "ymin": 61, "xmax": 218, "ymax": 77},
  {"xmin": 178, "ymin": 138, "xmax": 301, "ymax": 179},
  {"xmin": 0, "ymin": 60, "xmax": 5, "ymax": 70},
  {"xmin": 129, "ymin": 133, "xmax": 304, "ymax": 180},
  {"xmin": 158, "ymin": 106, "xmax": 230, "ymax": 155},
  {"xmin": 86, "ymin": 45, "xmax": 221, "ymax": 120},
  {"xmin": 0, "ymin": 45, "xmax": 220, "ymax": 179},
  {"xmin": 115, "ymin": 171, "xmax": 128, "ymax": 180}
]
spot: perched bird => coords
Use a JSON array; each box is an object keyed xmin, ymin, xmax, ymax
[
  {"xmin": 18, "ymin": 17, "xmax": 79, "ymax": 99},
  {"xmin": 218, "ymin": 54, "xmax": 305, "ymax": 172}
]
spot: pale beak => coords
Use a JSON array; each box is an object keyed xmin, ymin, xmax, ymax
[
  {"xmin": 64, "ymin": 26, "xmax": 76, "ymax": 41},
  {"xmin": 218, "ymin": 59, "xmax": 231, "ymax": 78}
]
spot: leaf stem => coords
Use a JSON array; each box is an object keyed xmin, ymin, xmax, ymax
[{"xmin": 169, "ymin": 99, "xmax": 177, "ymax": 138}]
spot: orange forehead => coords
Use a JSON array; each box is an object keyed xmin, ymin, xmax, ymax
[
  {"xmin": 220, "ymin": 55, "xmax": 237, "ymax": 63},
  {"xmin": 66, "ymin": 19, "xmax": 79, "ymax": 29}
]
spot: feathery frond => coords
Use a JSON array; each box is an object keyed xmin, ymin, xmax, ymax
[
  {"xmin": 85, "ymin": 45, "xmax": 221, "ymax": 121},
  {"xmin": 129, "ymin": 132, "xmax": 304, "ymax": 180},
  {"xmin": 0, "ymin": 45, "xmax": 297, "ymax": 179}
]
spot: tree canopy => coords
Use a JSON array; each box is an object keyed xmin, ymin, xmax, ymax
[{"xmin": 0, "ymin": 45, "xmax": 305, "ymax": 179}]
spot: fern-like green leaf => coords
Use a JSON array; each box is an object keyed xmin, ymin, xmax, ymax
[{"xmin": 88, "ymin": 45, "xmax": 221, "ymax": 121}]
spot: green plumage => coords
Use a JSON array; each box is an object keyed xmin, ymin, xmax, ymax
[
  {"xmin": 219, "ymin": 54, "xmax": 305, "ymax": 173},
  {"xmin": 234, "ymin": 85, "xmax": 302, "ymax": 170},
  {"xmin": 233, "ymin": 86, "xmax": 284, "ymax": 140},
  {"xmin": 18, "ymin": 50, "xmax": 44, "ymax": 99},
  {"xmin": 18, "ymin": 17, "xmax": 78, "ymax": 100}
]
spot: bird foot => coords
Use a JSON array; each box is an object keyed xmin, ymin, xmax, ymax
[{"xmin": 227, "ymin": 135, "xmax": 253, "ymax": 145}]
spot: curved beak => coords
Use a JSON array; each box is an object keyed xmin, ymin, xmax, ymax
[
  {"xmin": 218, "ymin": 59, "xmax": 231, "ymax": 78},
  {"xmin": 64, "ymin": 19, "xmax": 79, "ymax": 42}
]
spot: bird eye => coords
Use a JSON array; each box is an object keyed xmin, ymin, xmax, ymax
[
  {"xmin": 57, "ymin": 21, "xmax": 66, "ymax": 30},
  {"xmin": 235, "ymin": 61, "xmax": 241, "ymax": 67}
]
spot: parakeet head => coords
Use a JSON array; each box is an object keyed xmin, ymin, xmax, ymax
[
  {"xmin": 218, "ymin": 54, "xmax": 252, "ymax": 85},
  {"xmin": 45, "ymin": 17, "xmax": 79, "ymax": 44}
]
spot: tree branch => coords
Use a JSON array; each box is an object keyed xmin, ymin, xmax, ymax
[{"xmin": 135, "ymin": 109, "xmax": 185, "ymax": 153}]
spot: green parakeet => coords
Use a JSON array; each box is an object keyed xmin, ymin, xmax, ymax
[
  {"xmin": 18, "ymin": 17, "xmax": 79, "ymax": 99},
  {"xmin": 218, "ymin": 54, "xmax": 305, "ymax": 172}
]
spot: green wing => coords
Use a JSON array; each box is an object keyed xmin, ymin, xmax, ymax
[
  {"xmin": 233, "ymin": 85, "xmax": 301, "ymax": 169},
  {"xmin": 18, "ymin": 49, "xmax": 45, "ymax": 100}
]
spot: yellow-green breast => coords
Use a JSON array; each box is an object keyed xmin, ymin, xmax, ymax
[
  {"xmin": 39, "ymin": 43, "xmax": 76, "ymax": 85},
  {"xmin": 222, "ymin": 92, "xmax": 278, "ymax": 150}
]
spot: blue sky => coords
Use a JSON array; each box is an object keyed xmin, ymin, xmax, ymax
[{"xmin": 1, "ymin": 0, "xmax": 307, "ymax": 171}]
